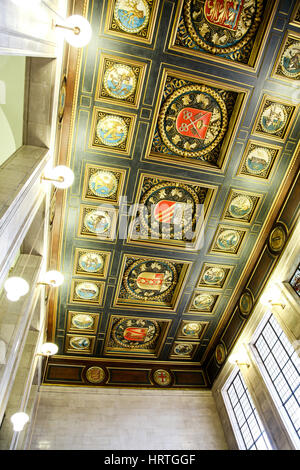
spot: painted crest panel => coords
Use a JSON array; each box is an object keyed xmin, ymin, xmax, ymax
[
  {"xmin": 238, "ymin": 289, "xmax": 254, "ymax": 317},
  {"xmin": 82, "ymin": 163, "xmax": 126, "ymax": 204},
  {"xmin": 70, "ymin": 279, "xmax": 105, "ymax": 306},
  {"xmin": 89, "ymin": 106, "xmax": 136, "ymax": 155},
  {"xmin": 176, "ymin": 320, "xmax": 209, "ymax": 340},
  {"xmin": 73, "ymin": 248, "xmax": 111, "ymax": 279},
  {"xmin": 85, "ymin": 366, "xmax": 106, "ymax": 384},
  {"xmin": 147, "ymin": 70, "xmax": 245, "ymax": 169},
  {"xmin": 104, "ymin": 0, "xmax": 159, "ymax": 44},
  {"xmin": 267, "ymin": 223, "xmax": 287, "ymax": 254},
  {"xmin": 169, "ymin": 341, "xmax": 199, "ymax": 360},
  {"xmin": 95, "ymin": 54, "xmax": 147, "ymax": 108},
  {"xmin": 209, "ymin": 224, "xmax": 247, "ymax": 255},
  {"xmin": 188, "ymin": 291, "xmax": 220, "ymax": 314},
  {"xmin": 152, "ymin": 369, "xmax": 172, "ymax": 386},
  {"xmin": 197, "ymin": 263, "xmax": 234, "ymax": 289},
  {"xmin": 221, "ymin": 189, "xmax": 262, "ymax": 224},
  {"xmin": 114, "ymin": 254, "xmax": 191, "ymax": 311},
  {"xmin": 215, "ymin": 342, "xmax": 227, "ymax": 365},
  {"xmin": 66, "ymin": 310, "xmax": 100, "ymax": 334},
  {"xmin": 272, "ymin": 32, "xmax": 300, "ymax": 83},
  {"xmin": 252, "ymin": 95, "xmax": 297, "ymax": 141},
  {"xmin": 104, "ymin": 315, "xmax": 171, "ymax": 357},
  {"xmin": 65, "ymin": 334, "xmax": 96, "ymax": 355},
  {"xmin": 128, "ymin": 173, "xmax": 216, "ymax": 249},
  {"xmin": 170, "ymin": 0, "xmax": 274, "ymax": 67},
  {"xmin": 236, "ymin": 140, "xmax": 281, "ymax": 180},
  {"xmin": 78, "ymin": 205, "xmax": 118, "ymax": 241},
  {"xmin": 290, "ymin": 3, "xmax": 300, "ymax": 28}
]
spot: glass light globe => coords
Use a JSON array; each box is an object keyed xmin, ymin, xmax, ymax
[
  {"xmin": 45, "ymin": 166, "xmax": 74, "ymax": 189},
  {"xmin": 4, "ymin": 277, "xmax": 29, "ymax": 302},
  {"xmin": 40, "ymin": 342, "xmax": 58, "ymax": 356},
  {"xmin": 43, "ymin": 270, "xmax": 64, "ymax": 287},
  {"xmin": 260, "ymin": 292, "xmax": 271, "ymax": 307},
  {"xmin": 64, "ymin": 15, "xmax": 92, "ymax": 47},
  {"xmin": 10, "ymin": 412, "xmax": 29, "ymax": 432},
  {"xmin": 228, "ymin": 353, "xmax": 241, "ymax": 365}
]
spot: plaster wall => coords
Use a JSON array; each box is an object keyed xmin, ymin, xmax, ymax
[{"xmin": 27, "ymin": 386, "xmax": 228, "ymax": 450}]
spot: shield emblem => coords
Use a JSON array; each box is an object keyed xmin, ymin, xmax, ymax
[
  {"xmin": 136, "ymin": 272, "xmax": 164, "ymax": 290},
  {"xmin": 124, "ymin": 327, "xmax": 148, "ymax": 342},
  {"xmin": 176, "ymin": 107, "xmax": 212, "ymax": 140},
  {"xmin": 154, "ymin": 200, "xmax": 186, "ymax": 224},
  {"xmin": 204, "ymin": 0, "xmax": 244, "ymax": 31}
]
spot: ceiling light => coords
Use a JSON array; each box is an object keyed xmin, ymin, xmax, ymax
[
  {"xmin": 10, "ymin": 412, "xmax": 29, "ymax": 432},
  {"xmin": 41, "ymin": 165, "xmax": 74, "ymax": 189},
  {"xmin": 4, "ymin": 277, "xmax": 29, "ymax": 302},
  {"xmin": 228, "ymin": 352, "xmax": 250, "ymax": 368},
  {"xmin": 39, "ymin": 342, "xmax": 59, "ymax": 356},
  {"xmin": 260, "ymin": 283, "xmax": 285, "ymax": 309},
  {"xmin": 37, "ymin": 270, "xmax": 64, "ymax": 287},
  {"xmin": 53, "ymin": 15, "xmax": 92, "ymax": 48}
]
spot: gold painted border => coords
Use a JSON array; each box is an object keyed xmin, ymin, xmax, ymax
[
  {"xmin": 168, "ymin": 0, "xmax": 279, "ymax": 72},
  {"xmin": 73, "ymin": 247, "xmax": 111, "ymax": 279},
  {"xmin": 77, "ymin": 204, "xmax": 118, "ymax": 242},
  {"xmin": 103, "ymin": 314, "xmax": 172, "ymax": 358},
  {"xmin": 169, "ymin": 341, "xmax": 200, "ymax": 360},
  {"xmin": 236, "ymin": 139, "xmax": 282, "ymax": 182},
  {"xmin": 69, "ymin": 279, "xmax": 105, "ymax": 306},
  {"xmin": 186, "ymin": 291, "xmax": 221, "ymax": 315},
  {"xmin": 175, "ymin": 320, "xmax": 209, "ymax": 341},
  {"xmin": 221, "ymin": 188, "xmax": 264, "ymax": 226},
  {"xmin": 126, "ymin": 171, "xmax": 218, "ymax": 251},
  {"xmin": 144, "ymin": 67, "xmax": 249, "ymax": 172},
  {"xmin": 95, "ymin": 53, "xmax": 147, "ymax": 109},
  {"xmin": 88, "ymin": 106, "xmax": 137, "ymax": 156},
  {"xmin": 82, "ymin": 163, "xmax": 127, "ymax": 205},
  {"xmin": 66, "ymin": 310, "xmax": 100, "ymax": 334},
  {"xmin": 252, "ymin": 94, "xmax": 298, "ymax": 142},
  {"xmin": 103, "ymin": 0, "xmax": 160, "ymax": 45},
  {"xmin": 208, "ymin": 224, "xmax": 248, "ymax": 257},
  {"xmin": 65, "ymin": 334, "xmax": 96, "ymax": 355},
  {"xmin": 197, "ymin": 263, "xmax": 235, "ymax": 290},
  {"xmin": 113, "ymin": 253, "xmax": 192, "ymax": 312},
  {"xmin": 290, "ymin": 2, "xmax": 300, "ymax": 28},
  {"xmin": 271, "ymin": 31, "xmax": 300, "ymax": 83}
]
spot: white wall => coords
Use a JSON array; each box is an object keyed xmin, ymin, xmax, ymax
[{"xmin": 27, "ymin": 386, "xmax": 228, "ymax": 450}]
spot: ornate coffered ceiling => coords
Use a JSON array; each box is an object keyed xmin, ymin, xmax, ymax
[{"xmin": 46, "ymin": 0, "xmax": 300, "ymax": 388}]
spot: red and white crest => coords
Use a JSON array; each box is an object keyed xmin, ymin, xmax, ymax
[
  {"xmin": 124, "ymin": 327, "xmax": 148, "ymax": 342},
  {"xmin": 154, "ymin": 200, "xmax": 186, "ymax": 224},
  {"xmin": 136, "ymin": 272, "xmax": 164, "ymax": 290},
  {"xmin": 204, "ymin": 0, "xmax": 244, "ymax": 31},
  {"xmin": 176, "ymin": 107, "xmax": 212, "ymax": 140}
]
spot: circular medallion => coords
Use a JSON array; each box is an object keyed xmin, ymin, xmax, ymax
[
  {"xmin": 246, "ymin": 147, "xmax": 271, "ymax": 175},
  {"xmin": 114, "ymin": 0, "xmax": 150, "ymax": 34},
  {"xmin": 84, "ymin": 210, "xmax": 111, "ymax": 234},
  {"xmin": 239, "ymin": 290, "xmax": 253, "ymax": 317},
  {"xmin": 174, "ymin": 343, "xmax": 193, "ymax": 356},
  {"xmin": 216, "ymin": 229, "xmax": 240, "ymax": 251},
  {"xmin": 96, "ymin": 115, "xmax": 127, "ymax": 147},
  {"xmin": 70, "ymin": 336, "xmax": 90, "ymax": 350},
  {"xmin": 104, "ymin": 63, "xmax": 137, "ymax": 99},
  {"xmin": 124, "ymin": 259, "xmax": 177, "ymax": 302},
  {"xmin": 193, "ymin": 293, "xmax": 215, "ymax": 311},
  {"xmin": 75, "ymin": 282, "xmax": 99, "ymax": 300},
  {"xmin": 89, "ymin": 170, "xmax": 118, "ymax": 198},
  {"xmin": 79, "ymin": 252, "xmax": 104, "ymax": 274},
  {"xmin": 184, "ymin": 0, "xmax": 263, "ymax": 55},
  {"xmin": 112, "ymin": 318, "xmax": 160, "ymax": 349},
  {"xmin": 158, "ymin": 84, "xmax": 227, "ymax": 159},
  {"xmin": 203, "ymin": 267, "xmax": 225, "ymax": 285},
  {"xmin": 182, "ymin": 322, "xmax": 201, "ymax": 337},
  {"xmin": 260, "ymin": 103, "xmax": 287, "ymax": 134},
  {"xmin": 215, "ymin": 343, "xmax": 226, "ymax": 365},
  {"xmin": 58, "ymin": 75, "xmax": 67, "ymax": 123},
  {"xmin": 268, "ymin": 225, "xmax": 286, "ymax": 253},
  {"xmin": 86, "ymin": 366, "xmax": 106, "ymax": 384},
  {"xmin": 71, "ymin": 314, "xmax": 95, "ymax": 330},
  {"xmin": 281, "ymin": 41, "xmax": 300, "ymax": 78},
  {"xmin": 229, "ymin": 195, "xmax": 253, "ymax": 219},
  {"xmin": 140, "ymin": 182, "xmax": 200, "ymax": 240},
  {"xmin": 153, "ymin": 369, "xmax": 172, "ymax": 386}
]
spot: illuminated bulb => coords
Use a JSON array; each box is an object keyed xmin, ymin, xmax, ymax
[
  {"xmin": 41, "ymin": 166, "xmax": 74, "ymax": 189},
  {"xmin": 4, "ymin": 277, "xmax": 29, "ymax": 302},
  {"xmin": 39, "ymin": 342, "xmax": 58, "ymax": 356},
  {"xmin": 41, "ymin": 270, "xmax": 64, "ymax": 287},
  {"xmin": 10, "ymin": 412, "xmax": 29, "ymax": 432},
  {"xmin": 260, "ymin": 284, "xmax": 285, "ymax": 309},
  {"xmin": 55, "ymin": 15, "xmax": 92, "ymax": 48}
]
